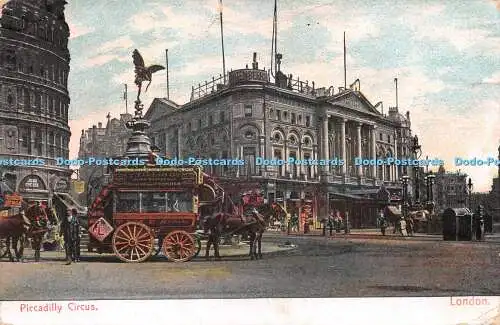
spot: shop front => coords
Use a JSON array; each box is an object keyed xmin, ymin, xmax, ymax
[
  {"xmin": 329, "ymin": 193, "xmax": 379, "ymax": 228},
  {"xmin": 273, "ymin": 189, "xmax": 316, "ymax": 232}
]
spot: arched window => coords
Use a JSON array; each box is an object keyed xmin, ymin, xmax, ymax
[
  {"xmin": 244, "ymin": 131, "xmax": 254, "ymax": 140},
  {"xmin": 7, "ymin": 93, "xmax": 14, "ymax": 106}
]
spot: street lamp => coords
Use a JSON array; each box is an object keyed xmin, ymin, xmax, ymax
[
  {"xmin": 425, "ymin": 172, "xmax": 435, "ymax": 208},
  {"xmin": 411, "ymin": 135, "xmax": 422, "ymax": 205},
  {"xmin": 401, "ymin": 175, "xmax": 410, "ymax": 217},
  {"xmin": 467, "ymin": 178, "xmax": 473, "ymax": 210},
  {"xmin": 424, "ymin": 171, "xmax": 436, "ymax": 233}
]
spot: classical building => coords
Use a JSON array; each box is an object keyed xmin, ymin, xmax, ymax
[
  {"xmin": 145, "ymin": 53, "xmax": 417, "ymax": 228},
  {"xmin": 77, "ymin": 113, "xmax": 132, "ymax": 204},
  {"xmin": 433, "ymin": 166, "xmax": 468, "ymax": 213},
  {"xmin": 0, "ymin": 0, "xmax": 73, "ymax": 207}
]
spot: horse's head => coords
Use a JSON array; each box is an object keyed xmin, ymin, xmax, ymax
[{"xmin": 251, "ymin": 208, "xmax": 270, "ymax": 227}]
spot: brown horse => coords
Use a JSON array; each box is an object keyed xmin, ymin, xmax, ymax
[
  {"xmin": 0, "ymin": 212, "xmax": 31, "ymax": 261},
  {"xmin": 203, "ymin": 207, "xmax": 270, "ymax": 260}
]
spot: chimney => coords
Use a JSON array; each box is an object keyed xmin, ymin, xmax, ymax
[
  {"xmin": 252, "ymin": 52, "xmax": 258, "ymax": 69},
  {"xmin": 98, "ymin": 122, "xmax": 102, "ymax": 128}
]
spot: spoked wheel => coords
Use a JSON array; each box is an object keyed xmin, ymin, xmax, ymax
[
  {"xmin": 0, "ymin": 238, "xmax": 8, "ymax": 258},
  {"xmin": 112, "ymin": 222, "xmax": 155, "ymax": 263},
  {"xmin": 162, "ymin": 230, "xmax": 197, "ymax": 262}
]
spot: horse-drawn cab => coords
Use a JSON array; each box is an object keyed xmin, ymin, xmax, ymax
[
  {"xmin": 86, "ymin": 164, "xmax": 224, "ymax": 262},
  {"xmin": 0, "ymin": 191, "xmax": 24, "ymax": 258}
]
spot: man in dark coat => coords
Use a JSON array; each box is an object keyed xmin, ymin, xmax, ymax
[{"xmin": 59, "ymin": 208, "xmax": 81, "ymax": 264}]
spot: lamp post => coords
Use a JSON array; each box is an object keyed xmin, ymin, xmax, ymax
[
  {"xmin": 424, "ymin": 171, "xmax": 435, "ymax": 233},
  {"xmin": 411, "ymin": 135, "xmax": 422, "ymax": 205},
  {"xmin": 467, "ymin": 178, "xmax": 473, "ymax": 210},
  {"xmin": 401, "ymin": 175, "xmax": 410, "ymax": 218}
]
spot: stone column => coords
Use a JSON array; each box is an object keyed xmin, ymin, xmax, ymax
[
  {"xmin": 356, "ymin": 122, "xmax": 363, "ymax": 177},
  {"xmin": 259, "ymin": 136, "xmax": 265, "ymax": 175},
  {"xmin": 313, "ymin": 144, "xmax": 318, "ymax": 178},
  {"xmin": 339, "ymin": 118, "xmax": 347, "ymax": 175},
  {"xmin": 177, "ymin": 127, "xmax": 182, "ymax": 157},
  {"xmin": 236, "ymin": 144, "xmax": 241, "ymax": 177},
  {"xmin": 322, "ymin": 116, "xmax": 330, "ymax": 174},
  {"xmin": 285, "ymin": 141, "xmax": 289, "ymax": 176},
  {"xmin": 298, "ymin": 143, "xmax": 303, "ymax": 178},
  {"xmin": 370, "ymin": 125, "xmax": 377, "ymax": 179}
]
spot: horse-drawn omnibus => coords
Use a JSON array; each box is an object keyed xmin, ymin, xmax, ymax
[{"xmin": 86, "ymin": 164, "xmax": 224, "ymax": 263}]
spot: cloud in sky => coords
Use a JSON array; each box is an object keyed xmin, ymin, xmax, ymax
[{"xmin": 65, "ymin": 0, "xmax": 500, "ymax": 192}]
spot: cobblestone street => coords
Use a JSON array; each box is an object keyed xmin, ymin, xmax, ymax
[{"xmin": 1, "ymin": 233, "xmax": 498, "ymax": 300}]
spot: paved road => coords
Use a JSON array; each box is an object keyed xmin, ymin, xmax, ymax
[{"xmin": 1, "ymin": 233, "xmax": 499, "ymax": 300}]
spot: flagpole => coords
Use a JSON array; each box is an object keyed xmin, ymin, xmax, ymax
[
  {"xmin": 395, "ymin": 78, "xmax": 398, "ymax": 109},
  {"xmin": 166, "ymin": 49, "xmax": 170, "ymax": 100},
  {"xmin": 344, "ymin": 31, "xmax": 347, "ymax": 89},
  {"xmin": 219, "ymin": 0, "xmax": 226, "ymax": 83},
  {"xmin": 274, "ymin": 0, "xmax": 278, "ymax": 74},
  {"xmin": 124, "ymin": 84, "xmax": 128, "ymax": 114}
]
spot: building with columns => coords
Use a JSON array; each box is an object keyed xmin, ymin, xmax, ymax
[
  {"xmin": 0, "ymin": 0, "xmax": 73, "ymax": 206},
  {"xmin": 145, "ymin": 53, "xmax": 417, "ymax": 228}
]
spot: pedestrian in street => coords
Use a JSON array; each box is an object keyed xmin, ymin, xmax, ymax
[
  {"xmin": 59, "ymin": 207, "xmax": 80, "ymax": 265},
  {"xmin": 327, "ymin": 212, "xmax": 334, "ymax": 236},
  {"xmin": 377, "ymin": 210, "xmax": 387, "ymax": 236},
  {"xmin": 334, "ymin": 210, "xmax": 342, "ymax": 233},
  {"xmin": 400, "ymin": 217, "xmax": 407, "ymax": 237}
]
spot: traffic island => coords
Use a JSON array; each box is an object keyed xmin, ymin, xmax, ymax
[{"xmin": 196, "ymin": 240, "xmax": 297, "ymax": 258}]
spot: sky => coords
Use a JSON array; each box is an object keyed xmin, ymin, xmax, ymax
[{"xmin": 32, "ymin": 0, "xmax": 500, "ymax": 191}]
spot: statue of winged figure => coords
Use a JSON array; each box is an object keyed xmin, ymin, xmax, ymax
[{"xmin": 132, "ymin": 49, "xmax": 165, "ymax": 101}]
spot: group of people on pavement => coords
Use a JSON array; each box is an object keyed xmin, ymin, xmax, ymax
[{"xmin": 323, "ymin": 210, "xmax": 346, "ymax": 236}]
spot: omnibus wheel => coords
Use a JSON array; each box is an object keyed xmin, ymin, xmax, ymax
[
  {"xmin": 0, "ymin": 238, "xmax": 8, "ymax": 258},
  {"xmin": 112, "ymin": 222, "xmax": 155, "ymax": 263},
  {"xmin": 162, "ymin": 230, "xmax": 197, "ymax": 262}
]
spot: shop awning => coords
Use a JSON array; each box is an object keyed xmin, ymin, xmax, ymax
[
  {"xmin": 53, "ymin": 193, "xmax": 86, "ymax": 214},
  {"xmin": 0, "ymin": 181, "xmax": 13, "ymax": 194},
  {"xmin": 329, "ymin": 193, "xmax": 375, "ymax": 201}
]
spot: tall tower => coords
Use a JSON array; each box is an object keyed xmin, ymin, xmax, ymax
[{"xmin": 0, "ymin": 0, "xmax": 72, "ymax": 203}]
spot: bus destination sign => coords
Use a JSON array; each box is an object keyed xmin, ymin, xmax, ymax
[{"xmin": 113, "ymin": 168, "xmax": 201, "ymax": 188}]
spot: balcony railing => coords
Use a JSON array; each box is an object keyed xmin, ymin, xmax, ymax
[{"xmin": 190, "ymin": 74, "xmax": 228, "ymax": 101}]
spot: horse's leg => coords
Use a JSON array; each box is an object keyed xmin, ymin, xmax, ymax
[
  {"xmin": 249, "ymin": 232, "xmax": 256, "ymax": 260},
  {"xmin": 257, "ymin": 231, "xmax": 263, "ymax": 259},
  {"xmin": 214, "ymin": 233, "xmax": 221, "ymax": 260},
  {"xmin": 205, "ymin": 236, "xmax": 212, "ymax": 260},
  {"xmin": 6, "ymin": 237, "xmax": 14, "ymax": 262},
  {"xmin": 12, "ymin": 235, "xmax": 21, "ymax": 261},
  {"xmin": 34, "ymin": 235, "xmax": 41, "ymax": 262}
]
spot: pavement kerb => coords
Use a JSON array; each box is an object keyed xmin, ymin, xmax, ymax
[{"xmin": 192, "ymin": 241, "xmax": 297, "ymax": 257}]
